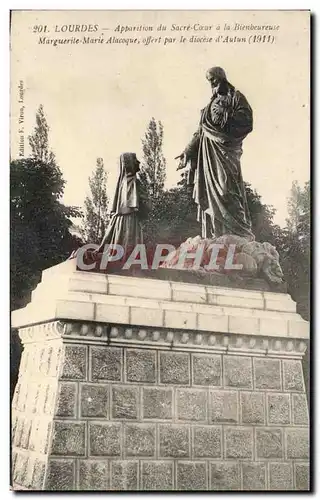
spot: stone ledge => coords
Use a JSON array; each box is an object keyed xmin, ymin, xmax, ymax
[
  {"xmin": 18, "ymin": 321, "xmax": 308, "ymax": 359},
  {"xmin": 12, "ymin": 295, "xmax": 309, "ymax": 340},
  {"xmin": 12, "ymin": 262, "xmax": 308, "ymax": 341}
]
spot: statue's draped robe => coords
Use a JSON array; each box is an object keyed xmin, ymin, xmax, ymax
[
  {"xmin": 185, "ymin": 86, "xmax": 254, "ymax": 240},
  {"xmin": 98, "ymin": 153, "xmax": 147, "ymax": 257}
]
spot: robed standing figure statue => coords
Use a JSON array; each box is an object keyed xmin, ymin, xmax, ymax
[
  {"xmin": 97, "ymin": 152, "xmax": 148, "ymax": 257},
  {"xmin": 70, "ymin": 152, "xmax": 149, "ymax": 270},
  {"xmin": 177, "ymin": 66, "xmax": 255, "ymax": 241}
]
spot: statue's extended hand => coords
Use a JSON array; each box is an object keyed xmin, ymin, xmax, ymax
[{"xmin": 175, "ymin": 153, "xmax": 187, "ymax": 170}]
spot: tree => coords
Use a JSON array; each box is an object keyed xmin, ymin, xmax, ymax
[
  {"xmin": 140, "ymin": 118, "xmax": 166, "ymax": 200},
  {"xmin": 139, "ymin": 118, "xmax": 168, "ymax": 244},
  {"xmin": 11, "ymin": 159, "xmax": 80, "ymax": 309},
  {"xmin": 81, "ymin": 158, "xmax": 109, "ymax": 244},
  {"xmin": 244, "ymin": 182, "xmax": 282, "ymax": 247},
  {"xmin": 286, "ymin": 180, "xmax": 310, "ymax": 239},
  {"xmin": 140, "ymin": 165, "xmax": 200, "ymax": 247},
  {"xmin": 10, "ymin": 158, "xmax": 82, "ymax": 399},
  {"xmin": 11, "ymin": 105, "xmax": 81, "ymax": 310},
  {"xmin": 279, "ymin": 180, "xmax": 310, "ymax": 403},
  {"xmin": 28, "ymin": 104, "xmax": 57, "ymax": 165},
  {"xmin": 278, "ymin": 180, "xmax": 310, "ymax": 320},
  {"xmin": 11, "ymin": 106, "xmax": 81, "ymax": 400}
]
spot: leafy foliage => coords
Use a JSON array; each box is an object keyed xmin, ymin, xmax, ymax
[
  {"xmin": 81, "ymin": 158, "xmax": 109, "ymax": 244},
  {"xmin": 140, "ymin": 118, "xmax": 166, "ymax": 200},
  {"xmin": 140, "ymin": 169, "xmax": 200, "ymax": 246},
  {"xmin": 28, "ymin": 104, "xmax": 56, "ymax": 165},
  {"xmin": 11, "ymin": 106, "xmax": 81, "ymax": 310},
  {"xmin": 244, "ymin": 182, "xmax": 283, "ymax": 247},
  {"xmin": 10, "ymin": 158, "xmax": 81, "ymax": 309},
  {"xmin": 278, "ymin": 181, "xmax": 310, "ymax": 320},
  {"xmin": 287, "ymin": 180, "xmax": 310, "ymax": 239}
]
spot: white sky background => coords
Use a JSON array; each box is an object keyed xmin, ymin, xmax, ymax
[{"xmin": 10, "ymin": 10, "xmax": 310, "ymax": 227}]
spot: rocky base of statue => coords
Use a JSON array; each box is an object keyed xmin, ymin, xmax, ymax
[
  {"xmin": 69, "ymin": 234, "xmax": 286, "ymax": 293},
  {"xmin": 160, "ymin": 234, "xmax": 284, "ymax": 287}
]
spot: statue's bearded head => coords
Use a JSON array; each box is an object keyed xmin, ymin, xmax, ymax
[{"xmin": 206, "ymin": 66, "xmax": 227, "ymax": 96}]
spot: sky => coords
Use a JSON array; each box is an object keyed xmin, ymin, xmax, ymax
[{"xmin": 10, "ymin": 10, "xmax": 310, "ymax": 227}]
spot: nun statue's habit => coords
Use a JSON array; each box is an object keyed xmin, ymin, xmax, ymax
[{"xmin": 97, "ymin": 152, "xmax": 147, "ymax": 257}]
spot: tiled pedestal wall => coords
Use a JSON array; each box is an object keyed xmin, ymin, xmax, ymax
[{"xmin": 12, "ymin": 322, "xmax": 309, "ymax": 491}]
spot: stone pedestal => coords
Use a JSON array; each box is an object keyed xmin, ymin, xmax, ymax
[{"xmin": 11, "ymin": 260, "xmax": 309, "ymax": 491}]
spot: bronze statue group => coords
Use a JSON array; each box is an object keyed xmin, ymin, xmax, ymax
[{"xmin": 75, "ymin": 66, "xmax": 261, "ymax": 274}]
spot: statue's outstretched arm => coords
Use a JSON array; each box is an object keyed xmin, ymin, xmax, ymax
[
  {"xmin": 183, "ymin": 128, "xmax": 201, "ymax": 160},
  {"xmin": 176, "ymin": 111, "xmax": 203, "ymax": 169}
]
